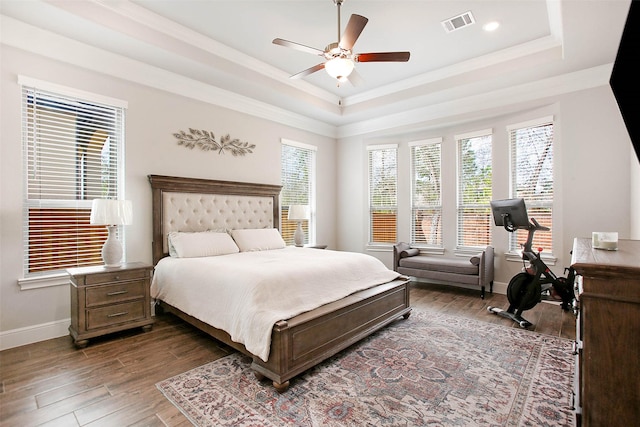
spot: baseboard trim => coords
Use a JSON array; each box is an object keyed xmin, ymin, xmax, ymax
[
  {"xmin": 0, "ymin": 319, "xmax": 70, "ymax": 351},
  {"xmin": 410, "ymin": 278, "xmax": 508, "ymax": 296}
]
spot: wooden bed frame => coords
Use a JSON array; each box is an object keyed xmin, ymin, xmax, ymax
[{"xmin": 149, "ymin": 174, "xmax": 411, "ymax": 391}]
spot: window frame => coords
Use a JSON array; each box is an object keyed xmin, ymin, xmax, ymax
[
  {"xmin": 280, "ymin": 139, "xmax": 317, "ymax": 246},
  {"xmin": 19, "ymin": 76, "xmax": 127, "ymax": 289},
  {"xmin": 455, "ymin": 129, "xmax": 493, "ymax": 251}
]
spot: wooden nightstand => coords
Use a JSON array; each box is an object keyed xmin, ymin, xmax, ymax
[
  {"xmin": 304, "ymin": 244, "xmax": 327, "ymax": 249},
  {"xmin": 67, "ymin": 262, "xmax": 154, "ymax": 348}
]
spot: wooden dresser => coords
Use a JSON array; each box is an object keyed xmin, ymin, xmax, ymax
[
  {"xmin": 68, "ymin": 262, "xmax": 154, "ymax": 348},
  {"xmin": 571, "ymin": 238, "xmax": 640, "ymax": 427}
]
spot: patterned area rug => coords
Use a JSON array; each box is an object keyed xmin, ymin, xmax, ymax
[{"xmin": 157, "ymin": 309, "xmax": 575, "ymax": 426}]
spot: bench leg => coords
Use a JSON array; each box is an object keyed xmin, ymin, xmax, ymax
[{"xmin": 481, "ymin": 286, "xmax": 485, "ymax": 299}]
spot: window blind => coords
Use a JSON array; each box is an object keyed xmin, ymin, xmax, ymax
[
  {"xmin": 508, "ymin": 118, "xmax": 554, "ymax": 253},
  {"xmin": 22, "ymin": 81, "xmax": 125, "ymax": 276},
  {"xmin": 410, "ymin": 139, "xmax": 442, "ymax": 247},
  {"xmin": 281, "ymin": 140, "xmax": 316, "ymax": 245},
  {"xmin": 368, "ymin": 145, "xmax": 397, "ymax": 244},
  {"xmin": 456, "ymin": 132, "xmax": 492, "ymax": 249}
]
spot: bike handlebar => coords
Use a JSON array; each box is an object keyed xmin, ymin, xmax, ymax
[{"xmin": 530, "ymin": 218, "xmax": 550, "ymax": 232}]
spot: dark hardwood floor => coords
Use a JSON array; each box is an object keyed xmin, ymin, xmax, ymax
[{"xmin": 0, "ymin": 283, "xmax": 576, "ymax": 426}]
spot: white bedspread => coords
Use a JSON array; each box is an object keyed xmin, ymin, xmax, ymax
[{"xmin": 151, "ymin": 247, "xmax": 399, "ymax": 362}]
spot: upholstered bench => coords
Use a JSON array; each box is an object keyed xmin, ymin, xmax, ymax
[{"xmin": 393, "ymin": 242, "xmax": 494, "ymax": 298}]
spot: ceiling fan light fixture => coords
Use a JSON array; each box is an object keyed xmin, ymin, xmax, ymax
[{"xmin": 325, "ymin": 57, "xmax": 354, "ymax": 80}]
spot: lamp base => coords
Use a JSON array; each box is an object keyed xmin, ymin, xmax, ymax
[
  {"xmin": 294, "ymin": 222, "xmax": 305, "ymax": 247},
  {"xmin": 102, "ymin": 225, "xmax": 123, "ymax": 267}
]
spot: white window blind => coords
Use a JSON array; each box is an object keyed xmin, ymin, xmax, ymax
[
  {"xmin": 410, "ymin": 139, "xmax": 442, "ymax": 247},
  {"xmin": 456, "ymin": 130, "xmax": 492, "ymax": 249},
  {"xmin": 368, "ymin": 145, "xmax": 397, "ymax": 244},
  {"xmin": 281, "ymin": 139, "xmax": 316, "ymax": 245},
  {"xmin": 508, "ymin": 117, "xmax": 554, "ymax": 253},
  {"xmin": 21, "ymin": 79, "xmax": 126, "ymax": 276}
]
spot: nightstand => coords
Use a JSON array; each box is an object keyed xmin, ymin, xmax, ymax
[{"xmin": 67, "ymin": 262, "xmax": 154, "ymax": 348}]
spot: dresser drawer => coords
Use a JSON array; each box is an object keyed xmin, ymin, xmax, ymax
[
  {"xmin": 86, "ymin": 300, "xmax": 145, "ymax": 330},
  {"xmin": 85, "ymin": 280, "xmax": 146, "ymax": 307},
  {"xmin": 84, "ymin": 268, "xmax": 148, "ymax": 285}
]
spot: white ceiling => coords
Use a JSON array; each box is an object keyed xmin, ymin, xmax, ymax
[{"xmin": 0, "ymin": 0, "xmax": 631, "ymax": 133}]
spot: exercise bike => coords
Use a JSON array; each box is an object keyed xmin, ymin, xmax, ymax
[{"xmin": 487, "ymin": 198, "xmax": 577, "ymax": 328}]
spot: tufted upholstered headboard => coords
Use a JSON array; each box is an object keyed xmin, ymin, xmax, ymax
[{"xmin": 149, "ymin": 175, "xmax": 281, "ymax": 265}]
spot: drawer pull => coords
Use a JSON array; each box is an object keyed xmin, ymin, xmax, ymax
[
  {"xmin": 107, "ymin": 311, "xmax": 129, "ymax": 318},
  {"xmin": 107, "ymin": 290, "xmax": 128, "ymax": 296}
]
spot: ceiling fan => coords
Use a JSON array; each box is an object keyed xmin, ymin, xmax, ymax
[{"xmin": 273, "ymin": 0, "xmax": 410, "ymax": 85}]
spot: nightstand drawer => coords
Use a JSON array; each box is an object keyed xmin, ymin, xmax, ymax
[
  {"xmin": 84, "ymin": 268, "xmax": 148, "ymax": 285},
  {"xmin": 87, "ymin": 300, "xmax": 145, "ymax": 330},
  {"xmin": 85, "ymin": 280, "xmax": 146, "ymax": 307}
]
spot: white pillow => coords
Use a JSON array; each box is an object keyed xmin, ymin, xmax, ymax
[
  {"xmin": 230, "ymin": 228, "xmax": 286, "ymax": 252},
  {"xmin": 168, "ymin": 231, "xmax": 239, "ymax": 258}
]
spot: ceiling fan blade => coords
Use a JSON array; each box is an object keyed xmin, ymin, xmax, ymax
[
  {"xmin": 355, "ymin": 52, "xmax": 411, "ymax": 62},
  {"xmin": 347, "ymin": 68, "xmax": 364, "ymax": 87},
  {"xmin": 273, "ymin": 38, "xmax": 325, "ymax": 56},
  {"xmin": 290, "ymin": 63, "xmax": 326, "ymax": 79},
  {"xmin": 339, "ymin": 14, "xmax": 368, "ymax": 50}
]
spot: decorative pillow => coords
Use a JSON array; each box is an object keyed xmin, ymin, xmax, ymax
[
  {"xmin": 470, "ymin": 253, "xmax": 482, "ymax": 266},
  {"xmin": 230, "ymin": 228, "xmax": 286, "ymax": 252},
  {"xmin": 400, "ymin": 248, "xmax": 420, "ymax": 258},
  {"xmin": 168, "ymin": 231, "xmax": 239, "ymax": 258}
]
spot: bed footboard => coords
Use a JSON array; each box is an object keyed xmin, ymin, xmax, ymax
[{"xmin": 251, "ymin": 277, "xmax": 411, "ymax": 391}]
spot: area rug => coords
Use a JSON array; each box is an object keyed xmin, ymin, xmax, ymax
[{"xmin": 156, "ymin": 309, "xmax": 575, "ymax": 426}]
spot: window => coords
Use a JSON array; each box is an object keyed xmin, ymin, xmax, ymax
[
  {"xmin": 281, "ymin": 139, "xmax": 316, "ymax": 245},
  {"xmin": 508, "ymin": 117, "xmax": 554, "ymax": 254},
  {"xmin": 456, "ymin": 130, "xmax": 492, "ymax": 249},
  {"xmin": 410, "ymin": 139, "xmax": 442, "ymax": 247},
  {"xmin": 21, "ymin": 77, "xmax": 127, "ymax": 278},
  {"xmin": 368, "ymin": 145, "xmax": 397, "ymax": 244}
]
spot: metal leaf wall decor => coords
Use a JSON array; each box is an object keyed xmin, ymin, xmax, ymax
[{"xmin": 174, "ymin": 128, "xmax": 256, "ymax": 156}]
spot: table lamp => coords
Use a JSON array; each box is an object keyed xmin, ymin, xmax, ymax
[
  {"xmin": 90, "ymin": 199, "xmax": 133, "ymax": 267},
  {"xmin": 287, "ymin": 205, "xmax": 310, "ymax": 247}
]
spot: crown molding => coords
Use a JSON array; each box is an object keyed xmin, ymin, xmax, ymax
[
  {"xmin": 342, "ymin": 35, "xmax": 563, "ymax": 108},
  {"xmin": 337, "ymin": 63, "xmax": 613, "ymax": 138}
]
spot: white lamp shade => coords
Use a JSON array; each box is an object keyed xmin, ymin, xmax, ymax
[
  {"xmin": 288, "ymin": 205, "xmax": 310, "ymax": 221},
  {"xmin": 90, "ymin": 199, "xmax": 133, "ymax": 226},
  {"xmin": 325, "ymin": 57, "xmax": 354, "ymax": 81}
]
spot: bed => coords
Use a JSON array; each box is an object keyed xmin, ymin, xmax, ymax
[{"xmin": 148, "ymin": 175, "xmax": 411, "ymax": 391}]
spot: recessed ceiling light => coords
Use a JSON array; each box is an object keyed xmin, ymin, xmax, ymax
[{"xmin": 483, "ymin": 21, "xmax": 500, "ymax": 32}]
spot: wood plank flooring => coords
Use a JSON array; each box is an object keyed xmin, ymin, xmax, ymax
[{"xmin": 0, "ymin": 283, "xmax": 576, "ymax": 426}]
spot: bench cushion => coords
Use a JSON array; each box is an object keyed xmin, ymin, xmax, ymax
[{"xmin": 399, "ymin": 256, "xmax": 479, "ymax": 276}]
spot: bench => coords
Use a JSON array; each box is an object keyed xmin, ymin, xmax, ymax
[{"xmin": 393, "ymin": 243, "xmax": 494, "ymax": 298}]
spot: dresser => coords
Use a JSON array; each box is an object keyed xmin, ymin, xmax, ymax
[
  {"xmin": 68, "ymin": 262, "xmax": 154, "ymax": 348},
  {"xmin": 571, "ymin": 238, "xmax": 640, "ymax": 427}
]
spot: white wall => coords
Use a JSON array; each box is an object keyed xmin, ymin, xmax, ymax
[
  {"xmin": 0, "ymin": 46, "xmax": 337, "ymax": 347},
  {"xmin": 337, "ymin": 85, "xmax": 634, "ymax": 287}
]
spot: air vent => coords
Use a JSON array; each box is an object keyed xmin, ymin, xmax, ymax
[{"xmin": 441, "ymin": 11, "xmax": 475, "ymax": 33}]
